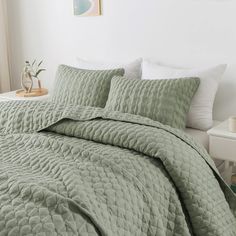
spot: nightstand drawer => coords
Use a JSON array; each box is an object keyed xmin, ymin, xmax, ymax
[{"xmin": 209, "ymin": 136, "xmax": 236, "ymax": 162}]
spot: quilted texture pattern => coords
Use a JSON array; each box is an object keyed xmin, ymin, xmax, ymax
[
  {"xmin": 0, "ymin": 101, "xmax": 236, "ymax": 236},
  {"xmin": 105, "ymin": 76, "xmax": 200, "ymax": 129},
  {"xmin": 52, "ymin": 65, "xmax": 124, "ymax": 107}
]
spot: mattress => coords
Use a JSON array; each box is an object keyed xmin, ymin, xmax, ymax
[
  {"xmin": 185, "ymin": 121, "xmax": 225, "ymax": 172},
  {"xmin": 185, "ymin": 121, "xmax": 220, "ymax": 152},
  {"xmin": 185, "ymin": 127, "xmax": 210, "ymax": 151}
]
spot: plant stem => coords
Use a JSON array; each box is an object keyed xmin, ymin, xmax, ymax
[{"xmin": 38, "ymin": 79, "xmax": 42, "ymax": 89}]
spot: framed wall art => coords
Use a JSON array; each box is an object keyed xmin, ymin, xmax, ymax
[{"xmin": 74, "ymin": 0, "xmax": 101, "ymax": 16}]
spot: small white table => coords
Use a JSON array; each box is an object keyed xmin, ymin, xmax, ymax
[
  {"xmin": 207, "ymin": 120, "xmax": 236, "ymax": 184},
  {"xmin": 0, "ymin": 90, "xmax": 50, "ymax": 102}
]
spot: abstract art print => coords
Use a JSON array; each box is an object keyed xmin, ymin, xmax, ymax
[{"xmin": 74, "ymin": 0, "xmax": 101, "ymax": 16}]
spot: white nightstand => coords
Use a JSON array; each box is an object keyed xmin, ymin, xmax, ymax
[
  {"xmin": 207, "ymin": 120, "xmax": 236, "ymax": 184},
  {"xmin": 0, "ymin": 90, "xmax": 50, "ymax": 102}
]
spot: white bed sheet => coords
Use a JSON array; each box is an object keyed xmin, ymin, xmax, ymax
[
  {"xmin": 185, "ymin": 121, "xmax": 225, "ymax": 172},
  {"xmin": 185, "ymin": 127, "xmax": 210, "ymax": 151},
  {"xmin": 185, "ymin": 121, "xmax": 220, "ymax": 152}
]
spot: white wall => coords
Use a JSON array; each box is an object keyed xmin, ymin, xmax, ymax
[{"xmin": 6, "ymin": 0, "xmax": 236, "ymax": 120}]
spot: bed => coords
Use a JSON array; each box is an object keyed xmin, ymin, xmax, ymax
[
  {"xmin": 0, "ymin": 63, "xmax": 235, "ymax": 236},
  {"xmin": 0, "ymin": 100, "xmax": 235, "ymax": 236}
]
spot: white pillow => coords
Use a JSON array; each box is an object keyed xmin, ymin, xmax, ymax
[
  {"xmin": 76, "ymin": 58, "xmax": 142, "ymax": 80},
  {"xmin": 142, "ymin": 60, "xmax": 227, "ymax": 130}
]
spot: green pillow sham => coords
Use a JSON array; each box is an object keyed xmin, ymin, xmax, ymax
[
  {"xmin": 52, "ymin": 65, "xmax": 125, "ymax": 107},
  {"xmin": 105, "ymin": 76, "xmax": 200, "ymax": 129}
]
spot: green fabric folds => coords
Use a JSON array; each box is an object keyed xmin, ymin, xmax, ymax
[{"xmin": 0, "ymin": 101, "xmax": 235, "ymax": 236}]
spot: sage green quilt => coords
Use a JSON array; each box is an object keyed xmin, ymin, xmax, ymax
[{"xmin": 0, "ymin": 101, "xmax": 235, "ymax": 236}]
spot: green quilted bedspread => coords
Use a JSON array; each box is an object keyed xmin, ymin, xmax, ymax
[{"xmin": 0, "ymin": 101, "xmax": 235, "ymax": 236}]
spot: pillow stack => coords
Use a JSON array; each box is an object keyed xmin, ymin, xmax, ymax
[
  {"xmin": 51, "ymin": 58, "xmax": 226, "ymax": 130},
  {"xmin": 142, "ymin": 60, "xmax": 227, "ymax": 130}
]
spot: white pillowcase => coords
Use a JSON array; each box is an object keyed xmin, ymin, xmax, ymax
[
  {"xmin": 76, "ymin": 58, "xmax": 142, "ymax": 80},
  {"xmin": 142, "ymin": 60, "xmax": 227, "ymax": 130}
]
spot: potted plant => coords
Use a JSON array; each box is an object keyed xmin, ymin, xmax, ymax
[
  {"xmin": 19, "ymin": 59, "xmax": 47, "ymax": 97},
  {"xmin": 26, "ymin": 60, "xmax": 46, "ymax": 90}
]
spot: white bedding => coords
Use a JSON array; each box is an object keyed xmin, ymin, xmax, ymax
[
  {"xmin": 185, "ymin": 122, "xmax": 225, "ymax": 172},
  {"xmin": 185, "ymin": 127, "xmax": 210, "ymax": 151},
  {"xmin": 185, "ymin": 121, "xmax": 220, "ymax": 151}
]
